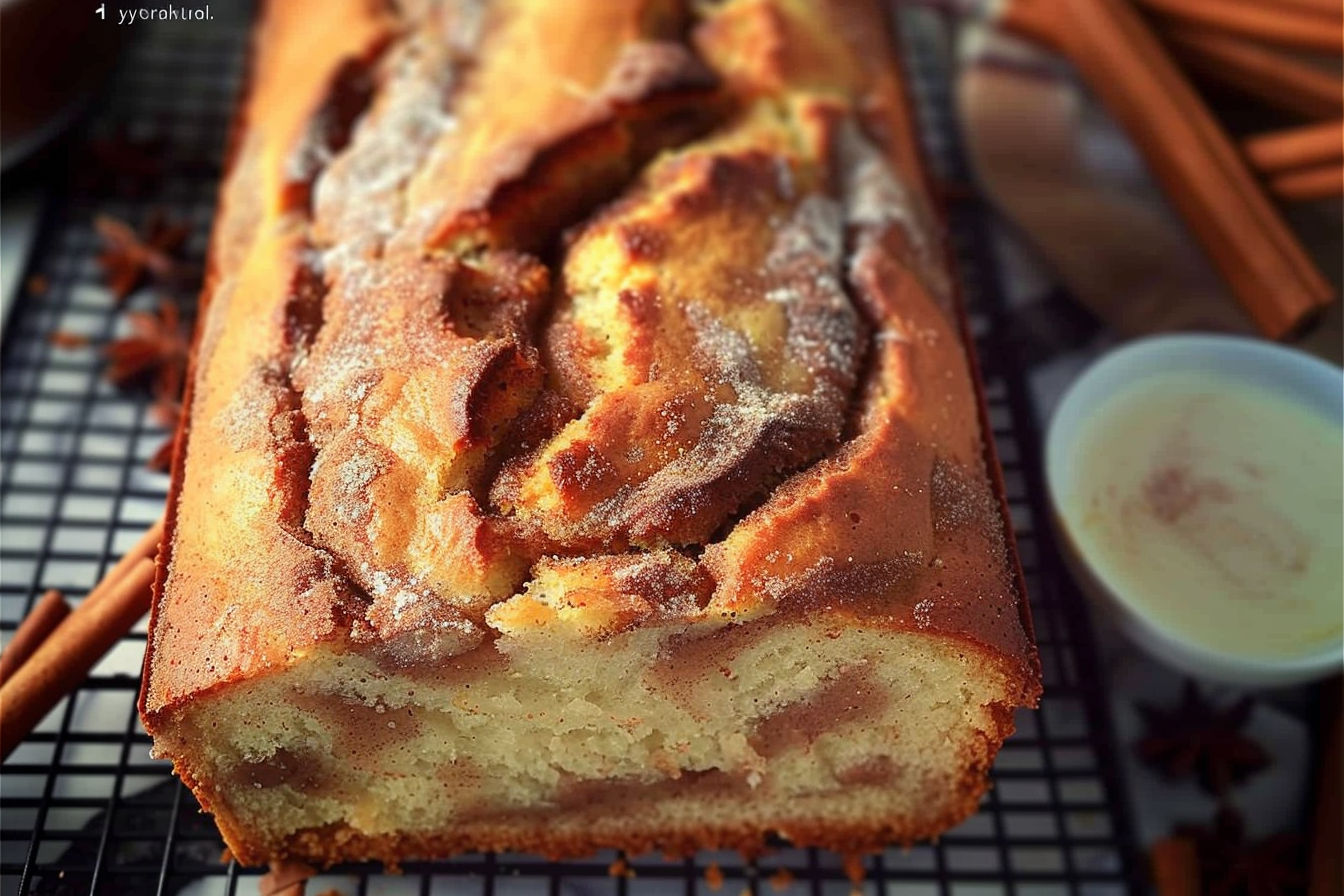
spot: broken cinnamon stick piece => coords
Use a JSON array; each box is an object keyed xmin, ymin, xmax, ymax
[
  {"xmin": 0, "ymin": 557, "xmax": 156, "ymax": 759},
  {"xmin": 259, "ymin": 861, "xmax": 316, "ymax": 896},
  {"xmin": 1269, "ymin": 163, "xmax": 1344, "ymax": 201},
  {"xmin": 0, "ymin": 591, "xmax": 71, "ymax": 686},
  {"xmin": 1308, "ymin": 678, "xmax": 1341, "ymax": 896},
  {"xmin": 1150, "ymin": 836, "xmax": 1201, "ymax": 896},
  {"xmin": 1244, "ymin": 120, "xmax": 1344, "ymax": 174},
  {"xmin": 85, "ymin": 518, "xmax": 164, "ymax": 607},
  {"xmin": 1163, "ymin": 26, "xmax": 1343, "ymax": 120},
  {"xmin": 1135, "ymin": 0, "xmax": 1344, "ymax": 54}
]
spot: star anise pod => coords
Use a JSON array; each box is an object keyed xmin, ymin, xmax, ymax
[
  {"xmin": 1134, "ymin": 680, "xmax": 1270, "ymax": 797},
  {"xmin": 1175, "ymin": 807, "xmax": 1307, "ymax": 896},
  {"xmin": 146, "ymin": 397, "xmax": 182, "ymax": 473},
  {"xmin": 146, "ymin": 438, "xmax": 176, "ymax": 473},
  {"xmin": 103, "ymin": 300, "xmax": 190, "ymax": 473},
  {"xmin": 95, "ymin": 212, "xmax": 192, "ymax": 301},
  {"xmin": 149, "ymin": 395, "xmax": 181, "ymax": 429},
  {"xmin": 104, "ymin": 300, "xmax": 189, "ymax": 396}
]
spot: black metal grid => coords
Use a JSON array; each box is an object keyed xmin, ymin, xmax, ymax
[{"xmin": 0, "ymin": 6, "xmax": 1141, "ymax": 895}]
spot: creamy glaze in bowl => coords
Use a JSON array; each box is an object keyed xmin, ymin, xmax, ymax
[{"xmin": 1046, "ymin": 334, "xmax": 1343, "ymax": 686}]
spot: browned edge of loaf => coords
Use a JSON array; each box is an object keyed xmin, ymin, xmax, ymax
[
  {"xmin": 136, "ymin": 0, "xmax": 1044, "ymax": 861},
  {"xmin": 879, "ymin": 8, "xmax": 1042, "ymax": 671},
  {"xmin": 135, "ymin": 14, "xmax": 260, "ymax": 726}
]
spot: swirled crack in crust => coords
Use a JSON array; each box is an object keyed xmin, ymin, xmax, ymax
[{"xmin": 139, "ymin": 0, "xmax": 1041, "ymax": 868}]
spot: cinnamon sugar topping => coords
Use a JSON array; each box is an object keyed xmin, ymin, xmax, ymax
[{"xmin": 148, "ymin": 0, "xmax": 1034, "ymax": 721}]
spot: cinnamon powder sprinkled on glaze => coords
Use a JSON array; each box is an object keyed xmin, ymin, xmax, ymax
[{"xmin": 1143, "ymin": 462, "xmax": 1233, "ymax": 524}]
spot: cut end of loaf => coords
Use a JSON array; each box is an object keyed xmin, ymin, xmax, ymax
[{"xmin": 149, "ymin": 619, "xmax": 1033, "ymax": 865}]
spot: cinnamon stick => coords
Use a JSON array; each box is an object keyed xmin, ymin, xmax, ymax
[
  {"xmin": 997, "ymin": 0, "xmax": 1334, "ymax": 337},
  {"xmin": 1149, "ymin": 836, "xmax": 1201, "ymax": 896},
  {"xmin": 1308, "ymin": 679, "xmax": 1342, "ymax": 896},
  {"xmin": 1244, "ymin": 120, "xmax": 1344, "ymax": 174},
  {"xmin": 0, "ymin": 556, "xmax": 157, "ymax": 759},
  {"xmin": 1268, "ymin": 0, "xmax": 1344, "ymax": 22},
  {"xmin": 1136, "ymin": 0, "xmax": 1344, "ymax": 54},
  {"xmin": 1164, "ymin": 26, "xmax": 1343, "ymax": 120},
  {"xmin": 0, "ymin": 591, "xmax": 70, "ymax": 685},
  {"xmin": 93, "ymin": 518, "xmax": 164, "ymax": 599},
  {"xmin": 998, "ymin": 0, "xmax": 1060, "ymax": 49},
  {"xmin": 1269, "ymin": 0, "xmax": 1344, "ymax": 22},
  {"xmin": 1270, "ymin": 162, "xmax": 1344, "ymax": 200},
  {"xmin": 1270, "ymin": 0, "xmax": 1344, "ymax": 21}
]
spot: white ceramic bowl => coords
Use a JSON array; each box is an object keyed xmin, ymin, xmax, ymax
[{"xmin": 1045, "ymin": 334, "xmax": 1343, "ymax": 687}]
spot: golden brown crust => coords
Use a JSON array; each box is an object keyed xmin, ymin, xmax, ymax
[
  {"xmin": 273, "ymin": 799, "xmax": 981, "ymax": 867},
  {"xmin": 141, "ymin": 0, "xmax": 1041, "ymax": 864},
  {"xmin": 492, "ymin": 99, "xmax": 863, "ymax": 550},
  {"xmin": 398, "ymin": 0, "xmax": 720, "ymax": 252}
]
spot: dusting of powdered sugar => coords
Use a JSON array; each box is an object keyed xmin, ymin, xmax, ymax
[
  {"xmin": 311, "ymin": 3, "xmax": 478, "ymax": 261},
  {"xmin": 764, "ymin": 194, "xmax": 843, "ymax": 272},
  {"xmin": 762, "ymin": 196, "xmax": 861, "ymax": 391},
  {"xmin": 330, "ymin": 449, "xmax": 384, "ymax": 525},
  {"xmin": 684, "ymin": 302, "xmax": 764, "ymax": 389},
  {"xmin": 840, "ymin": 120, "xmax": 952, "ymax": 303},
  {"xmin": 364, "ymin": 566, "xmax": 433, "ymax": 622}
]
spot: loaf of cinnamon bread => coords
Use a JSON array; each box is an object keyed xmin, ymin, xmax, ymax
[{"xmin": 139, "ymin": 0, "xmax": 1040, "ymax": 866}]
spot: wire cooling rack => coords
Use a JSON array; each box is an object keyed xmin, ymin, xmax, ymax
[{"xmin": 0, "ymin": 5, "xmax": 1142, "ymax": 895}]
